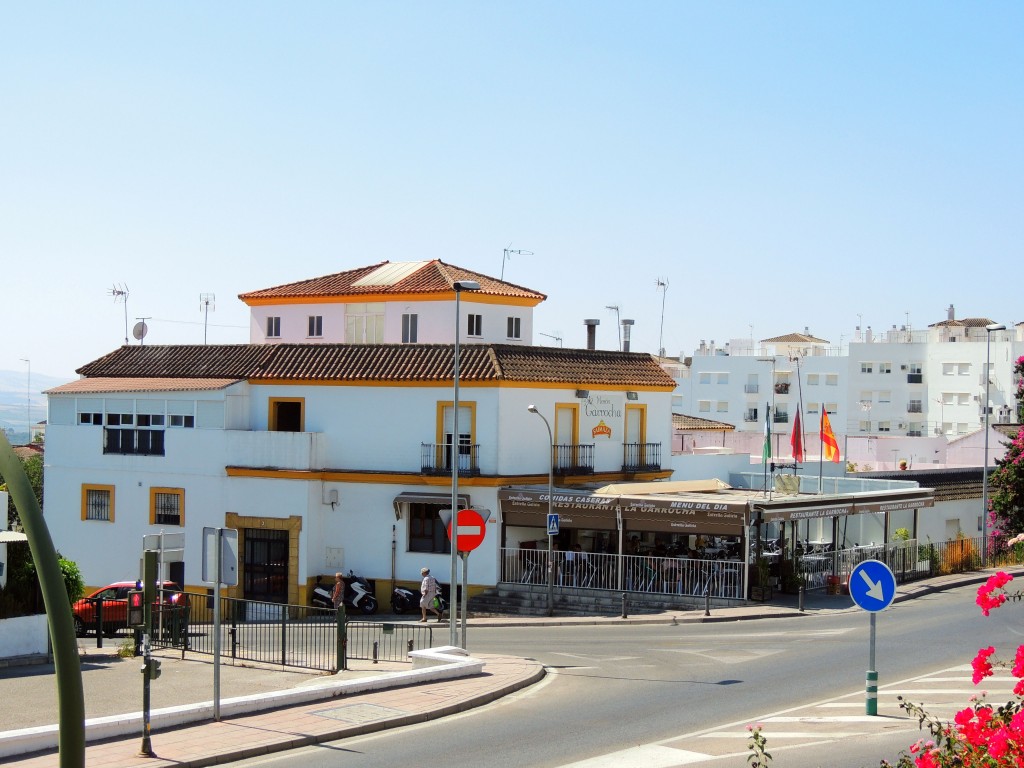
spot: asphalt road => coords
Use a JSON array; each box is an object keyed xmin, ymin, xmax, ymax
[{"xmin": 223, "ymin": 583, "xmax": 1014, "ymax": 768}]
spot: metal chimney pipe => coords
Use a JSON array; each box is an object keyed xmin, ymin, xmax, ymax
[
  {"xmin": 622, "ymin": 319, "xmax": 634, "ymax": 352},
  {"xmin": 584, "ymin": 319, "xmax": 600, "ymax": 350}
]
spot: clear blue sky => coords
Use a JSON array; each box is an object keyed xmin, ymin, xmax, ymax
[{"xmin": 2, "ymin": 2, "xmax": 1021, "ymax": 380}]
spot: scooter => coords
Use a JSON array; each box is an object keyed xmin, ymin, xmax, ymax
[
  {"xmin": 391, "ymin": 585, "xmax": 448, "ymax": 615},
  {"xmin": 310, "ymin": 571, "xmax": 379, "ymax": 615}
]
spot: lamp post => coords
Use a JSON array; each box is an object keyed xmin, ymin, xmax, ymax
[
  {"xmin": 527, "ymin": 405, "xmax": 555, "ymax": 617},
  {"xmin": 449, "ymin": 280, "xmax": 479, "ymax": 647},
  {"xmin": 982, "ymin": 323, "xmax": 1006, "ymax": 566}
]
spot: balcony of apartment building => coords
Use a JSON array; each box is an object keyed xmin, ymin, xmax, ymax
[
  {"xmin": 550, "ymin": 443, "xmax": 595, "ymax": 475},
  {"xmin": 622, "ymin": 442, "xmax": 662, "ymax": 473},
  {"xmin": 906, "ymin": 372, "xmax": 923, "ymax": 384},
  {"xmin": 226, "ymin": 430, "xmax": 328, "ymax": 471},
  {"xmin": 774, "ymin": 382, "xmax": 790, "ymax": 395},
  {"xmin": 907, "ymin": 401, "xmax": 923, "ymax": 414},
  {"xmin": 744, "ymin": 383, "xmax": 760, "ymax": 393},
  {"xmin": 773, "ymin": 411, "xmax": 790, "ymax": 424},
  {"xmin": 743, "ymin": 409, "xmax": 759, "ymax": 423},
  {"xmin": 420, "ymin": 443, "xmax": 481, "ymax": 477}
]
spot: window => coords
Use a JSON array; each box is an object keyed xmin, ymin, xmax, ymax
[
  {"xmin": 437, "ymin": 401, "xmax": 475, "ymax": 472},
  {"xmin": 345, "ymin": 303, "xmax": 385, "ymax": 343},
  {"xmin": 402, "ymin": 313, "xmax": 418, "ymax": 343},
  {"xmin": 716, "ymin": 373, "xmax": 728, "ymax": 384},
  {"xmin": 266, "ymin": 316, "xmax": 281, "ymax": 338},
  {"xmin": 807, "ymin": 374, "xmax": 819, "ymax": 386},
  {"xmin": 408, "ymin": 504, "xmax": 451, "ymax": 554},
  {"xmin": 104, "ymin": 404, "xmax": 164, "ymax": 456},
  {"xmin": 860, "ymin": 391, "xmax": 873, "ymax": 403},
  {"xmin": 879, "ymin": 363, "xmax": 892, "ymax": 374},
  {"xmin": 307, "ymin": 315, "xmax": 323, "ymax": 338},
  {"xmin": 467, "ymin": 314, "xmax": 482, "ymax": 337},
  {"xmin": 716, "ymin": 401, "xmax": 728, "ymax": 412},
  {"xmin": 506, "ymin": 316, "xmax": 521, "ymax": 340},
  {"xmin": 269, "ymin": 398, "xmax": 304, "ymax": 432},
  {"xmin": 168, "ymin": 415, "xmax": 195, "ymax": 428},
  {"xmin": 909, "ymin": 363, "xmax": 923, "ymax": 375},
  {"xmin": 82, "ymin": 484, "xmax": 114, "ymax": 522},
  {"xmin": 878, "ymin": 390, "xmax": 891, "ymax": 403},
  {"xmin": 908, "ymin": 399, "xmax": 923, "ymax": 413},
  {"xmin": 807, "ymin": 402, "xmax": 820, "ymax": 414},
  {"xmin": 957, "ymin": 393, "xmax": 970, "ymax": 406},
  {"xmin": 698, "ymin": 400, "xmax": 711, "ymax": 412},
  {"xmin": 79, "ymin": 412, "xmax": 102, "ymax": 425},
  {"xmin": 958, "ymin": 363, "xmax": 971, "ymax": 376},
  {"xmin": 744, "ymin": 407, "xmax": 758, "ymax": 422},
  {"xmin": 859, "ymin": 420, "xmax": 871, "ymax": 432},
  {"xmin": 699, "ymin": 372, "xmax": 711, "ymax": 384},
  {"xmin": 824, "ymin": 403, "xmax": 837, "ymax": 414},
  {"xmin": 861, "ymin": 363, "xmax": 873, "ymax": 374},
  {"xmin": 825, "ymin": 374, "xmax": 838, "ymax": 386},
  {"xmin": 878, "ymin": 421, "xmax": 891, "ymax": 432},
  {"xmin": 151, "ymin": 488, "xmax": 184, "ymax": 526}
]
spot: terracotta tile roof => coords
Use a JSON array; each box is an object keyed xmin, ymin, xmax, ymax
[
  {"xmin": 73, "ymin": 344, "xmax": 677, "ymax": 389},
  {"xmin": 928, "ymin": 317, "xmax": 996, "ymax": 328},
  {"xmin": 760, "ymin": 332, "xmax": 829, "ymax": 344},
  {"xmin": 46, "ymin": 377, "xmax": 241, "ymax": 394},
  {"xmin": 238, "ymin": 260, "xmax": 546, "ymax": 304},
  {"xmin": 863, "ymin": 467, "xmax": 979, "ymax": 502},
  {"xmin": 672, "ymin": 413, "xmax": 736, "ymax": 431},
  {"xmin": 994, "ymin": 424, "xmax": 1023, "ymax": 440}
]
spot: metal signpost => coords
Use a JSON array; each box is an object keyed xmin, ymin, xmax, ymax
[
  {"xmin": 849, "ymin": 559, "xmax": 897, "ymax": 715},
  {"xmin": 440, "ymin": 508, "xmax": 489, "ymax": 648},
  {"xmin": 202, "ymin": 527, "xmax": 238, "ymax": 721},
  {"xmin": 142, "ymin": 531, "xmax": 184, "ymax": 638}
]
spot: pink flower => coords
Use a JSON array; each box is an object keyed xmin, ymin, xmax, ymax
[
  {"xmin": 977, "ymin": 572, "xmax": 1013, "ymax": 616},
  {"xmin": 972, "ymin": 647, "xmax": 996, "ymax": 684}
]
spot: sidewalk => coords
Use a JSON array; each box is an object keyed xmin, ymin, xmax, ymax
[{"xmin": 1, "ymin": 569, "xmax": 1011, "ymax": 767}]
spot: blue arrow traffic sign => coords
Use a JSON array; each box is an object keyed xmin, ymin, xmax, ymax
[{"xmin": 849, "ymin": 559, "xmax": 896, "ymax": 612}]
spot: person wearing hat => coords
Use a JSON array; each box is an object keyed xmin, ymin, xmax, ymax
[{"xmin": 419, "ymin": 567, "xmax": 443, "ymax": 622}]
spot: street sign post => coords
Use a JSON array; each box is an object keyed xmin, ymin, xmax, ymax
[
  {"xmin": 849, "ymin": 559, "xmax": 897, "ymax": 716},
  {"xmin": 547, "ymin": 513, "xmax": 559, "ymax": 536},
  {"xmin": 447, "ymin": 508, "xmax": 486, "ymax": 553},
  {"xmin": 201, "ymin": 527, "xmax": 238, "ymax": 722}
]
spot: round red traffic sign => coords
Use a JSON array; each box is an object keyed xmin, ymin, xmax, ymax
[{"xmin": 447, "ymin": 508, "xmax": 486, "ymax": 552}]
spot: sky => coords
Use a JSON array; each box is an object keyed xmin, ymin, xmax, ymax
[{"xmin": 2, "ymin": 2, "xmax": 1021, "ymax": 382}]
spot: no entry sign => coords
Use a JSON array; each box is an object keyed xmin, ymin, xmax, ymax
[{"xmin": 447, "ymin": 508, "xmax": 486, "ymax": 552}]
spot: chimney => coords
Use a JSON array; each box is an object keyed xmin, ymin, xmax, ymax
[
  {"xmin": 584, "ymin": 319, "xmax": 600, "ymax": 350},
  {"xmin": 621, "ymin": 319, "xmax": 635, "ymax": 352},
  {"xmin": 804, "ymin": 326, "xmax": 810, "ymax": 336},
  {"xmin": 948, "ymin": 304, "xmax": 955, "ymax": 321}
]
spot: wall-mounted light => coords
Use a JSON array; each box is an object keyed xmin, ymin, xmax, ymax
[
  {"xmin": 626, "ymin": 391, "xmax": 639, "ymax": 401},
  {"xmin": 575, "ymin": 389, "xmax": 589, "ymax": 399}
]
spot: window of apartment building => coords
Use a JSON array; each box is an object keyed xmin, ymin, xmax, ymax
[
  {"xmin": 941, "ymin": 422, "xmax": 953, "ymax": 435},
  {"xmin": 879, "ymin": 362, "xmax": 892, "ymax": 374},
  {"xmin": 807, "ymin": 402, "xmax": 820, "ymax": 414},
  {"xmin": 716, "ymin": 401, "xmax": 728, "ymax": 412},
  {"xmin": 957, "ymin": 393, "xmax": 970, "ymax": 406},
  {"xmin": 151, "ymin": 488, "xmax": 184, "ymax": 526},
  {"xmin": 345, "ymin": 303, "xmax": 385, "ymax": 344},
  {"xmin": 467, "ymin": 314, "xmax": 483, "ymax": 337},
  {"xmin": 698, "ymin": 400, "xmax": 711, "ymax": 412},
  {"xmin": 438, "ymin": 401, "xmax": 476, "ymax": 472},
  {"xmin": 806, "ymin": 374, "xmax": 819, "ymax": 386},
  {"xmin": 506, "ymin": 317, "xmax": 521, "ymax": 340},
  {"xmin": 103, "ymin": 401, "xmax": 166, "ymax": 456},
  {"xmin": 859, "ymin": 420, "xmax": 871, "ymax": 433},
  {"xmin": 699, "ymin": 372, "xmax": 711, "ymax": 384},
  {"xmin": 878, "ymin": 421, "xmax": 891, "ymax": 432},
  {"xmin": 941, "ymin": 392, "xmax": 956, "ymax": 406},
  {"xmin": 909, "ymin": 363, "xmax": 923, "ymax": 374},
  {"xmin": 82, "ymin": 484, "xmax": 114, "ymax": 522},
  {"xmin": 942, "ymin": 363, "xmax": 955, "ymax": 376},
  {"xmin": 878, "ymin": 390, "xmax": 891, "ymax": 403},
  {"xmin": 269, "ymin": 398, "xmax": 304, "ymax": 432},
  {"xmin": 408, "ymin": 503, "xmax": 451, "ymax": 554},
  {"xmin": 958, "ymin": 363, "xmax": 971, "ymax": 376},
  {"xmin": 825, "ymin": 402, "xmax": 837, "ymax": 414},
  {"xmin": 307, "ymin": 315, "xmax": 323, "ymax": 338},
  {"xmin": 745, "ymin": 374, "xmax": 759, "ymax": 393},
  {"xmin": 861, "ymin": 363, "xmax": 873, "ymax": 374},
  {"xmin": 957, "ymin": 422, "xmax": 969, "ymax": 434},
  {"xmin": 773, "ymin": 408, "xmax": 789, "ymax": 423},
  {"xmin": 744, "ymin": 407, "xmax": 758, "ymax": 422},
  {"xmin": 825, "ymin": 374, "xmax": 838, "ymax": 386},
  {"xmin": 908, "ymin": 398, "xmax": 923, "ymax": 413},
  {"xmin": 672, "ymin": 395, "xmax": 683, "ymax": 407},
  {"xmin": 716, "ymin": 373, "xmax": 728, "ymax": 384},
  {"xmin": 266, "ymin": 316, "xmax": 281, "ymax": 338},
  {"xmin": 859, "ymin": 391, "xmax": 873, "ymax": 404},
  {"xmin": 402, "ymin": 313, "xmax": 418, "ymax": 343}
]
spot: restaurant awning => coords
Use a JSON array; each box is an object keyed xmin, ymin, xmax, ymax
[{"xmin": 392, "ymin": 492, "xmax": 470, "ymax": 520}]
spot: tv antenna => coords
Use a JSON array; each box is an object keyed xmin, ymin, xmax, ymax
[
  {"xmin": 133, "ymin": 317, "xmax": 150, "ymax": 346},
  {"xmin": 501, "ymin": 244, "xmax": 534, "ymax": 282},
  {"xmin": 539, "ymin": 332, "xmax": 563, "ymax": 347},
  {"xmin": 108, "ymin": 283, "xmax": 130, "ymax": 344},
  {"xmin": 605, "ymin": 305, "xmax": 621, "ymax": 350},
  {"xmin": 656, "ymin": 278, "xmax": 668, "ymax": 357},
  {"xmin": 200, "ymin": 293, "xmax": 216, "ymax": 344}
]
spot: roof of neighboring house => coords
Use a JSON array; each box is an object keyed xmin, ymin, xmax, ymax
[
  {"xmin": 760, "ymin": 332, "xmax": 829, "ymax": 344},
  {"xmin": 994, "ymin": 424, "xmax": 1023, "ymax": 439},
  {"xmin": 672, "ymin": 413, "xmax": 736, "ymax": 431},
  {"xmin": 46, "ymin": 377, "xmax": 241, "ymax": 394},
  {"xmin": 64, "ymin": 343, "xmax": 677, "ymax": 389},
  {"xmin": 238, "ymin": 260, "xmax": 547, "ymax": 304},
  {"xmin": 12, "ymin": 444, "xmax": 43, "ymax": 460},
  {"xmin": 928, "ymin": 317, "xmax": 997, "ymax": 328},
  {"xmin": 861, "ymin": 467, "xmax": 980, "ymax": 503}
]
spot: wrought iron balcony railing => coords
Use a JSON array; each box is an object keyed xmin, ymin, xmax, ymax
[
  {"xmin": 621, "ymin": 442, "xmax": 662, "ymax": 473},
  {"xmin": 420, "ymin": 443, "xmax": 480, "ymax": 476}
]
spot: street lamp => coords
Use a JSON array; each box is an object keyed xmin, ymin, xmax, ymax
[
  {"xmin": 527, "ymin": 404, "xmax": 555, "ymax": 617},
  {"xmin": 982, "ymin": 323, "xmax": 1006, "ymax": 566},
  {"xmin": 450, "ymin": 280, "xmax": 479, "ymax": 647}
]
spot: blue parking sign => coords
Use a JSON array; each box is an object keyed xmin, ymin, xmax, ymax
[
  {"xmin": 849, "ymin": 559, "xmax": 896, "ymax": 612},
  {"xmin": 547, "ymin": 513, "xmax": 559, "ymax": 536}
]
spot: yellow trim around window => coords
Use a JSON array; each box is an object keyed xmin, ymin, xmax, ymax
[
  {"xmin": 625, "ymin": 403, "xmax": 647, "ymax": 442},
  {"xmin": 554, "ymin": 402, "xmax": 579, "ymax": 444},
  {"xmin": 81, "ymin": 484, "xmax": 115, "ymax": 523},
  {"xmin": 435, "ymin": 400, "xmax": 477, "ymax": 446},
  {"xmin": 268, "ymin": 397, "xmax": 305, "ymax": 432},
  {"xmin": 149, "ymin": 487, "xmax": 185, "ymax": 526}
]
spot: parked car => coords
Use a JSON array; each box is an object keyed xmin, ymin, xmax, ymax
[{"xmin": 72, "ymin": 581, "xmax": 189, "ymax": 639}]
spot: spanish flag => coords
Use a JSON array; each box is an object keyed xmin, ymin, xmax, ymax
[{"xmin": 820, "ymin": 406, "xmax": 840, "ymax": 463}]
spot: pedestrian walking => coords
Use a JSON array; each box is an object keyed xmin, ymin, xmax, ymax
[
  {"xmin": 331, "ymin": 572, "xmax": 344, "ymax": 610},
  {"xmin": 419, "ymin": 567, "xmax": 443, "ymax": 622}
]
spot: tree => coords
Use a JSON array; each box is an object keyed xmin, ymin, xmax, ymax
[
  {"xmin": 1, "ymin": 451, "xmax": 43, "ymax": 530},
  {"xmin": 989, "ymin": 425, "xmax": 1024, "ymax": 540}
]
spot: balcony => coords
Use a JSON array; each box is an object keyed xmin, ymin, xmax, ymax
[
  {"xmin": 743, "ymin": 412, "xmax": 759, "ymax": 422},
  {"xmin": 774, "ymin": 382, "xmax": 790, "ymax": 395},
  {"xmin": 552, "ymin": 444, "xmax": 594, "ymax": 475},
  {"xmin": 420, "ymin": 443, "xmax": 481, "ymax": 476},
  {"xmin": 744, "ymin": 384, "xmax": 760, "ymax": 394},
  {"xmin": 621, "ymin": 442, "xmax": 662, "ymax": 473},
  {"xmin": 773, "ymin": 413, "xmax": 789, "ymax": 424},
  {"xmin": 907, "ymin": 373, "xmax": 923, "ymax": 384},
  {"xmin": 103, "ymin": 427, "xmax": 165, "ymax": 456},
  {"xmin": 907, "ymin": 403, "xmax": 923, "ymax": 413},
  {"xmin": 908, "ymin": 430, "xmax": 923, "ymax": 437},
  {"xmin": 226, "ymin": 430, "xmax": 327, "ymax": 470}
]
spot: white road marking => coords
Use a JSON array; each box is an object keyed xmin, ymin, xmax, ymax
[{"xmin": 557, "ymin": 745, "xmax": 712, "ymax": 767}]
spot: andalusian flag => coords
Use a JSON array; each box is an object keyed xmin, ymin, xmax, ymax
[
  {"xmin": 820, "ymin": 406, "xmax": 840, "ymax": 463},
  {"xmin": 790, "ymin": 410, "xmax": 804, "ymax": 462},
  {"xmin": 762, "ymin": 404, "xmax": 772, "ymax": 463}
]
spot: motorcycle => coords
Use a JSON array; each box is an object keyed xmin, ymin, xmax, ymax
[
  {"xmin": 391, "ymin": 584, "xmax": 447, "ymax": 615},
  {"xmin": 311, "ymin": 571, "xmax": 378, "ymax": 615}
]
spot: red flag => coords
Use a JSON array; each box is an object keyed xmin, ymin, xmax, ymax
[
  {"xmin": 790, "ymin": 411, "xmax": 804, "ymax": 462},
  {"xmin": 820, "ymin": 407, "xmax": 840, "ymax": 463}
]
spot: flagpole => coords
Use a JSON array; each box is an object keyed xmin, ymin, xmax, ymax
[{"xmin": 818, "ymin": 408, "xmax": 825, "ymax": 494}]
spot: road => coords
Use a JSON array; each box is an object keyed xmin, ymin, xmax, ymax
[{"xmin": 225, "ymin": 584, "xmax": 1017, "ymax": 767}]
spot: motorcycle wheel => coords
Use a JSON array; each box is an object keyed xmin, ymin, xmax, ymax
[
  {"xmin": 391, "ymin": 600, "xmax": 405, "ymax": 615},
  {"xmin": 360, "ymin": 597, "xmax": 378, "ymax": 615}
]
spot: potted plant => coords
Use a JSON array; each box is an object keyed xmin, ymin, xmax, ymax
[{"xmin": 750, "ymin": 555, "xmax": 772, "ymax": 601}]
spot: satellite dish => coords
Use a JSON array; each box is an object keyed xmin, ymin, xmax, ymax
[{"xmin": 132, "ymin": 322, "xmax": 148, "ymax": 341}]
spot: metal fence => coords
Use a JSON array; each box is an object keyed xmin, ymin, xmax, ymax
[
  {"xmin": 151, "ymin": 595, "xmax": 435, "ymax": 672},
  {"xmin": 501, "ymin": 547, "xmax": 744, "ymax": 600}
]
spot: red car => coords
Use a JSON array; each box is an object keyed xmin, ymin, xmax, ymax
[{"xmin": 72, "ymin": 581, "xmax": 189, "ymax": 638}]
